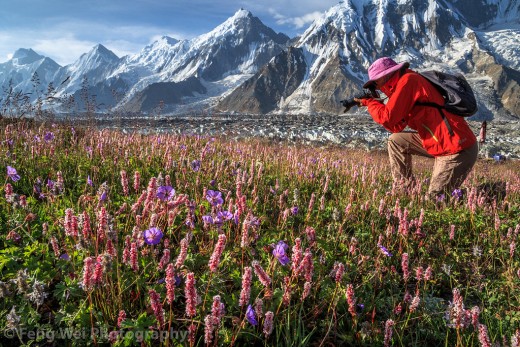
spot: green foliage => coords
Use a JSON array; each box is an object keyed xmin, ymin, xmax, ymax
[{"xmin": 0, "ymin": 120, "xmax": 519, "ymax": 346}]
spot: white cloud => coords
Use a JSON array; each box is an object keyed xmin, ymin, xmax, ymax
[
  {"xmin": 0, "ymin": 19, "xmax": 193, "ymax": 65},
  {"xmin": 270, "ymin": 9, "xmax": 323, "ymax": 29}
]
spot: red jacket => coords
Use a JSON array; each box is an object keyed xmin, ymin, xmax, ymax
[{"xmin": 361, "ymin": 70, "xmax": 477, "ymax": 157}]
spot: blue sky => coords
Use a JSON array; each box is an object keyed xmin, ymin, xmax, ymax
[{"xmin": 0, "ymin": 0, "xmax": 338, "ymax": 66}]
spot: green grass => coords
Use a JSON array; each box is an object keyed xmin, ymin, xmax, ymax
[{"xmin": 0, "ymin": 120, "xmax": 519, "ymax": 346}]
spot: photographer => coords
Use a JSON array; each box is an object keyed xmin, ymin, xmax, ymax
[{"xmin": 355, "ymin": 57, "xmax": 478, "ymax": 199}]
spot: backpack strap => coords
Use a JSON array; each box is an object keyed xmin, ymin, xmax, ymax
[{"xmin": 415, "ymin": 101, "xmax": 455, "ymax": 137}]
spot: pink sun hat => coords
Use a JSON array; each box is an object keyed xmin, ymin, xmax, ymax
[{"xmin": 363, "ymin": 57, "xmax": 410, "ymax": 88}]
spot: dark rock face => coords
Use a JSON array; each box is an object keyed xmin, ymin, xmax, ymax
[
  {"xmin": 470, "ymin": 46, "xmax": 520, "ymax": 119},
  {"xmin": 217, "ymin": 46, "xmax": 307, "ymax": 114},
  {"xmin": 0, "ymin": 2, "xmax": 518, "ymax": 118},
  {"xmin": 124, "ymin": 77, "xmax": 207, "ymax": 113}
]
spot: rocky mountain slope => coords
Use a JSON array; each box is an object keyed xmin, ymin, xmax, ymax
[
  {"xmin": 0, "ymin": 1, "xmax": 518, "ymax": 120},
  {"xmin": 218, "ymin": 0, "xmax": 520, "ymax": 120}
]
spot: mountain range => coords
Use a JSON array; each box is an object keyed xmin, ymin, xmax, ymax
[{"xmin": 0, "ymin": 0, "xmax": 519, "ymax": 120}]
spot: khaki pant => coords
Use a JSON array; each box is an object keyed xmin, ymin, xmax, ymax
[{"xmin": 388, "ymin": 132, "xmax": 478, "ymax": 197}]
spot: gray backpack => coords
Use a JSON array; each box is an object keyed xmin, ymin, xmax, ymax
[{"xmin": 417, "ymin": 70, "xmax": 478, "ymax": 117}]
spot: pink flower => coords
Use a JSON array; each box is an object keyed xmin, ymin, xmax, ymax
[
  {"xmin": 158, "ymin": 249, "xmax": 170, "ymax": 271},
  {"xmin": 241, "ymin": 215, "xmax": 250, "ymax": 248},
  {"xmin": 165, "ymin": 263, "xmax": 176, "ymax": 304},
  {"xmin": 333, "ymin": 262, "xmax": 345, "ymax": 283},
  {"xmin": 478, "ymin": 324, "xmax": 492, "ymax": 347},
  {"xmin": 291, "ymin": 238, "xmax": 303, "ymax": 275},
  {"xmin": 252, "ymin": 261, "xmax": 271, "ymax": 287},
  {"xmin": 346, "ymin": 284, "xmax": 356, "ymax": 317},
  {"xmin": 50, "ymin": 237, "xmax": 60, "ymax": 258},
  {"xmin": 122, "ymin": 236, "xmax": 131, "ymax": 265},
  {"xmin": 384, "ymin": 319, "xmax": 395, "ymax": 347},
  {"xmin": 149, "ymin": 289, "xmax": 164, "ymax": 328},
  {"xmin": 4, "ymin": 183, "xmax": 14, "ymax": 201},
  {"xmin": 64, "ymin": 208, "xmax": 78, "ymax": 237},
  {"xmin": 188, "ymin": 324, "xmax": 196, "ymax": 346},
  {"xmin": 401, "ymin": 253, "xmax": 409, "ymax": 281},
  {"xmin": 409, "ymin": 292, "xmax": 420, "ymax": 313},
  {"xmin": 263, "ymin": 311, "xmax": 274, "ymax": 337},
  {"xmin": 239, "ymin": 267, "xmax": 252, "ymax": 307},
  {"xmin": 298, "ymin": 249, "xmax": 313, "ymax": 282},
  {"xmin": 175, "ymin": 238, "xmax": 189, "ymax": 269},
  {"xmin": 208, "ymin": 234, "xmax": 226, "ymax": 272},
  {"xmin": 471, "ymin": 306, "xmax": 480, "ymax": 329},
  {"xmin": 415, "ymin": 266, "xmax": 423, "ymax": 281},
  {"xmin": 92, "ymin": 256, "xmax": 103, "ymax": 285},
  {"xmin": 424, "ymin": 266, "xmax": 432, "ymax": 281},
  {"xmin": 212, "ymin": 295, "xmax": 225, "ymax": 320},
  {"xmin": 81, "ymin": 257, "xmax": 94, "ymax": 291},
  {"xmin": 130, "ymin": 242, "xmax": 139, "ymax": 272},
  {"xmin": 254, "ymin": 298, "xmax": 264, "ymax": 319},
  {"xmin": 185, "ymin": 272, "xmax": 197, "ymax": 317},
  {"xmin": 120, "ymin": 170, "xmax": 129, "ymax": 196},
  {"xmin": 204, "ymin": 315, "xmax": 215, "ymax": 345},
  {"xmin": 81, "ymin": 211, "xmax": 91, "ymax": 239},
  {"xmin": 282, "ymin": 276, "xmax": 291, "ymax": 306},
  {"xmin": 302, "ymin": 281, "xmax": 312, "ymax": 301},
  {"xmin": 117, "ymin": 310, "xmax": 126, "ymax": 328}
]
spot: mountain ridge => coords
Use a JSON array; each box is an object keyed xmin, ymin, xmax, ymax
[{"xmin": 0, "ymin": 1, "xmax": 518, "ymax": 120}]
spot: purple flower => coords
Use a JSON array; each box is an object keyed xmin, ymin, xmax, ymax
[
  {"xmin": 157, "ymin": 185, "xmax": 175, "ymax": 201},
  {"xmin": 47, "ymin": 179, "xmax": 55, "ymax": 189},
  {"xmin": 210, "ymin": 179, "xmax": 216, "ymax": 187},
  {"xmin": 44, "ymin": 132, "xmax": 55, "ymax": 142},
  {"xmin": 451, "ymin": 189, "xmax": 463, "ymax": 200},
  {"xmin": 33, "ymin": 183, "xmax": 45, "ymax": 200},
  {"xmin": 273, "ymin": 241, "xmax": 290, "ymax": 266},
  {"xmin": 99, "ymin": 191, "xmax": 107, "ymax": 202},
  {"xmin": 246, "ymin": 305, "xmax": 258, "ymax": 326},
  {"xmin": 215, "ymin": 211, "xmax": 233, "ymax": 223},
  {"xmin": 378, "ymin": 245, "xmax": 392, "ymax": 257},
  {"xmin": 493, "ymin": 154, "xmax": 505, "ymax": 162},
  {"xmin": 436, "ymin": 194, "xmax": 445, "ymax": 203},
  {"xmin": 202, "ymin": 215, "xmax": 214, "ymax": 224},
  {"xmin": 143, "ymin": 227, "xmax": 163, "ymax": 245},
  {"xmin": 206, "ymin": 190, "xmax": 224, "ymax": 206},
  {"xmin": 290, "ymin": 206, "xmax": 299, "ymax": 215},
  {"xmin": 87, "ymin": 176, "xmax": 93, "ymax": 186},
  {"xmin": 190, "ymin": 160, "xmax": 201, "ymax": 172},
  {"xmin": 60, "ymin": 253, "xmax": 70, "ymax": 261},
  {"xmin": 250, "ymin": 216, "xmax": 261, "ymax": 227},
  {"xmin": 7, "ymin": 166, "xmax": 20, "ymax": 182}
]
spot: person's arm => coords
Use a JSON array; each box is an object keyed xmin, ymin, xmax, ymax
[
  {"xmin": 360, "ymin": 98, "xmax": 407, "ymax": 133},
  {"xmin": 360, "ymin": 74, "xmax": 423, "ymax": 133}
]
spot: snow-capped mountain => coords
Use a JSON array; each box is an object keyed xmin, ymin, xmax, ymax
[
  {"xmin": 218, "ymin": 0, "xmax": 519, "ymax": 119},
  {"xmin": 0, "ymin": 1, "xmax": 518, "ymax": 119},
  {"xmin": 0, "ymin": 48, "xmax": 61, "ymax": 98},
  {"xmin": 104, "ymin": 8, "xmax": 290, "ymax": 113}
]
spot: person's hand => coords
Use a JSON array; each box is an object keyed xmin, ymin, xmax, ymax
[{"xmin": 353, "ymin": 98, "xmax": 364, "ymax": 107}]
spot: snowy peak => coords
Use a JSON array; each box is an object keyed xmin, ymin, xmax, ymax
[
  {"xmin": 1, "ymin": 2, "xmax": 518, "ymax": 119},
  {"xmin": 158, "ymin": 36, "xmax": 179, "ymax": 46},
  {"xmin": 76, "ymin": 44, "xmax": 120, "ymax": 68},
  {"xmin": 12, "ymin": 48, "xmax": 45, "ymax": 65},
  {"xmin": 218, "ymin": 0, "xmax": 519, "ymax": 119}
]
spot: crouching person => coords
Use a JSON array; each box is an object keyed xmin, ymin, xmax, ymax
[{"xmin": 355, "ymin": 57, "xmax": 478, "ymax": 198}]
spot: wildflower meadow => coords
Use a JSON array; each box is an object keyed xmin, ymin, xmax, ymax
[{"xmin": 1, "ymin": 120, "xmax": 519, "ymax": 346}]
